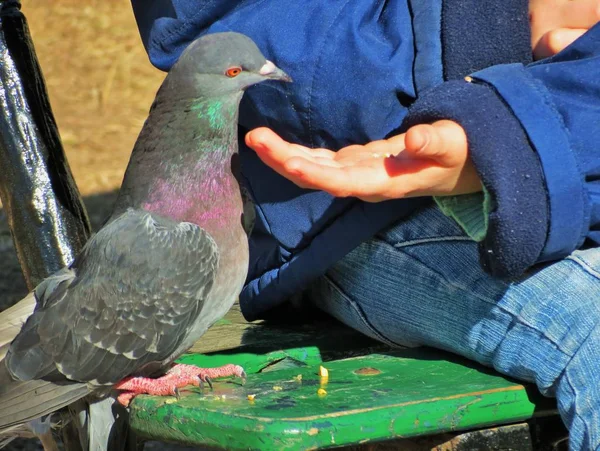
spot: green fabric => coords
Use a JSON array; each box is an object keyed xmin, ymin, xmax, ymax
[{"xmin": 434, "ymin": 187, "xmax": 493, "ymax": 242}]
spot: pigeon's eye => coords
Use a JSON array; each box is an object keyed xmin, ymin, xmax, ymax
[{"xmin": 226, "ymin": 67, "xmax": 242, "ymax": 78}]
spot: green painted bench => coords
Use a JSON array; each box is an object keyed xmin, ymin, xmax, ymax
[{"xmin": 128, "ymin": 304, "xmax": 562, "ymax": 450}]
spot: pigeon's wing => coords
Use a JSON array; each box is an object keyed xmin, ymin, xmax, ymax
[
  {"xmin": 5, "ymin": 209, "xmax": 219, "ymax": 385},
  {"xmin": 0, "ymin": 292, "xmax": 36, "ymax": 361}
]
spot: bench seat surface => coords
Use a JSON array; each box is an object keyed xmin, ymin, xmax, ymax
[{"xmin": 128, "ymin": 305, "xmax": 555, "ymax": 450}]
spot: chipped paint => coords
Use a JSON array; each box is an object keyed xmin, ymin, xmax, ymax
[
  {"xmin": 129, "ymin": 309, "xmax": 556, "ymax": 450},
  {"xmin": 354, "ymin": 367, "xmax": 382, "ymax": 376}
]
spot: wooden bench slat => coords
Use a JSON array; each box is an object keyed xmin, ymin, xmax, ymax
[{"xmin": 130, "ymin": 348, "xmax": 556, "ymax": 449}]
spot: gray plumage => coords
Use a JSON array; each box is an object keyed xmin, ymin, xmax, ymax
[
  {"xmin": 0, "ymin": 31, "xmax": 290, "ymax": 443},
  {"xmin": 7, "ymin": 211, "xmax": 218, "ymax": 386}
]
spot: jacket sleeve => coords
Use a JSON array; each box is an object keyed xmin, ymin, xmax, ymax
[{"xmin": 402, "ymin": 24, "xmax": 600, "ymax": 278}]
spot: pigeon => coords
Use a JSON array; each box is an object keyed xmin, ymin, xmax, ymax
[{"xmin": 0, "ymin": 31, "xmax": 291, "ymax": 433}]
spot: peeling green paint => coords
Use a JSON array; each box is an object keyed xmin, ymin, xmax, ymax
[
  {"xmin": 130, "ymin": 350, "xmax": 556, "ymax": 449},
  {"xmin": 129, "ymin": 306, "xmax": 557, "ymax": 448},
  {"xmin": 176, "ymin": 347, "xmax": 322, "ymax": 375}
]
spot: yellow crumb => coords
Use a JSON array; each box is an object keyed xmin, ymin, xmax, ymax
[
  {"xmin": 318, "ymin": 366, "xmax": 329, "ymax": 377},
  {"xmin": 247, "ymin": 394, "xmax": 256, "ymax": 401},
  {"xmin": 272, "ymin": 386, "xmax": 283, "ymax": 391},
  {"xmin": 317, "ymin": 388, "xmax": 327, "ymax": 396}
]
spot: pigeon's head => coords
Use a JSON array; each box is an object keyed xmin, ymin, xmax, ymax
[{"xmin": 166, "ymin": 32, "xmax": 291, "ymax": 100}]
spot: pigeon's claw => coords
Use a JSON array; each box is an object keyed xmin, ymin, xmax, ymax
[
  {"xmin": 176, "ymin": 363, "xmax": 245, "ymax": 388},
  {"xmin": 116, "ymin": 392, "xmax": 137, "ymax": 407},
  {"xmin": 114, "ymin": 372, "xmax": 182, "ymax": 407},
  {"xmin": 114, "ymin": 363, "xmax": 247, "ymax": 406}
]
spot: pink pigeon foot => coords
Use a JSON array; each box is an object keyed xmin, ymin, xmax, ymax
[{"xmin": 114, "ymin": 363, "xmax": 246, "ymax": 406}]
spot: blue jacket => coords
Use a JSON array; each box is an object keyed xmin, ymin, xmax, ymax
[{"xmin": 133, "ymin": 0, "xmax": 600, "ymax": 320}]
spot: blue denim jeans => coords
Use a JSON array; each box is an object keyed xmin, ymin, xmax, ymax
[{"xmin": 306, "ymin": 204, "xmax": 600, "ymax": 450}]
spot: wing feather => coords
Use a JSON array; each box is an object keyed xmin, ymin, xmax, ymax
[{"xmin": 6, "ymin": 209, "xmax": 218, "ymax": 385}]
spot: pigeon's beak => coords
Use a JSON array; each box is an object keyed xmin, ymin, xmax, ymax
[{"xmin": 259, "ymin": 60, "xmax": 292, "ymax": 82}]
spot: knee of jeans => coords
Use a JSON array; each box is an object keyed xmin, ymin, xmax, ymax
[
  {"xmin": 569, "ymin": 247, "xmax": 600, "ymax": 274},
  {"xmin": 307, "ymin": 275, "xmax": 420, "ymax": 348},
  {"xmin": 553, "ymin": 322, "xmax": 600, "ymax": 449}
]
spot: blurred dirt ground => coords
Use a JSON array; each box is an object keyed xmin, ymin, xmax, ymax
[
  {"xmin": 0, "ymin": 0, "xmax": 198, "ymax": 449},
  {"xmin": 0, "ymin": 0, "xmax": 167, "ymax": 306},
  {"xmin": 0, "ymin": 0, "xmax": 163, "ymax": 306},
  {"xmin": 24, "ymin": 0, "xmax": 165, "ymax": 196}
]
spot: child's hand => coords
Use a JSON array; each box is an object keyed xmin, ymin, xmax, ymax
[
  {"xmin": 245, "ymin": 121, "xmax": 481, "ymax": 202},
  {"xmin": 533, "ymin": 28, "xmax": 591, "ymax": 59},
  {"xmin": 530, "ymin": 0, "xmax": 600, "ymax": 59}
]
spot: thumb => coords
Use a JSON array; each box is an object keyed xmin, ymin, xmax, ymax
[
  {"xmin": 403, "ymin": 120, "xmax": 468, "ymax": 167},
  {"xmin": 533, "ymin": 28, "xmax": 588, "ymax": 59}
]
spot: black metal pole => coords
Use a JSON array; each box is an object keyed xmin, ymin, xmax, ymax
[{"xmin": 0, "ymin": 0, "xmax": 91, "ymax": 289}]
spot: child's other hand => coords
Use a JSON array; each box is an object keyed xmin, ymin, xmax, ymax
[
  {"xmin": 530, "ymin": 0, "xmax": 600, "ymax": 59},
  {"xmin": 534, "ymin": 28, "xmax": 591, "ymax": 59},
  {"xmin": 245, "ymin": 121, "xmax": 481, "ymax": 203}
]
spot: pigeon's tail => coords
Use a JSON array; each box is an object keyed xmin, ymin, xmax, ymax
[{"xmin": 0, "ymin": 375, "xmax": 89, "ymax": 433}]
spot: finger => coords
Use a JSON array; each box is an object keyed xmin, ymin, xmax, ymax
[
  {"xmin": 403, "ymin": 120, "xmax": 467, "ymax": 167},
  {"xmin": 246, "ymin": 128, "xmax": 304, "ymax": 160},
  {"xmin": 246, "ymin": 128, "xmax": 335, "ymax": 160},
  {"xmin": 245, "ymin": 128, "xmax": 305, "ymax": 181},
  {"xmin": 533, "ymin": 28, "xmax": 588, "ymax": 59},
  {"xmin": 284, "ymin": 157, "xmax": 386, "ymax": 198},
  {"xmin": 245, "ymin": 128, "xmax": 328, "ymax": 182}
]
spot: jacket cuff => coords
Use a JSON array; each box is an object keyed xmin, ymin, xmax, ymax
[
  {"xmin": 473, "ymin": 64, "xmax": 587, "ymax": 261},
  {"xmin": 402, "ymin": 80, "xmax": 549, "ymax": 277}
]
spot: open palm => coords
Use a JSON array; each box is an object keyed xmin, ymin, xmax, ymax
[{"xmin": 245, "ymin": 120, "xmax": 482, "ymax": 202}]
